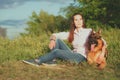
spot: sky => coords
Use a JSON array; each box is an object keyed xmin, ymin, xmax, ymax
[{"xmin": 0, "ymin": 0, "xmax": 74, "ymax": 39}]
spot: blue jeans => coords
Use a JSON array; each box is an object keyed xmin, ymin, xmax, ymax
[{"xmin": 37, "ymin": 39, "xmax": 86, "ymax": 64}]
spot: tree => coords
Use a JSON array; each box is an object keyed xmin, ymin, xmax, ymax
[
  {"xmin": 24, "ymin": 10, "xmax": 70, "ymax": 37},
  {"xmin": 102, "ymin": 0, "xmax": 120, "ymax": 27},
  {"xmin": 25, "ymin": 10, "xmax": 57, "ymax": 36},
  {"xmin": 0, "ymin": 27, "xmax": 6, "ymax": 38},
  {"xmin": 61, "ymin": 0, "xmax": 120, "ymax": 28},
  {"xmin": 55, "ymin": 15, "xmax": 70, "ymax": 32}
]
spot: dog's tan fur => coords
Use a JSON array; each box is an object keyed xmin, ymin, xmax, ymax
[{"xmin": 87, "ymin": 30, "xmax": 107, "ymax": 69}]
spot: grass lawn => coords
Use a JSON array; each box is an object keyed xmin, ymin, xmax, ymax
[
  {"xmin": 0, "ymin": 60, "xmax": 119, "ymax": 80},
  {"xmin": 0, "ymin": 28, "xmax": 120, "ymax": 80}
]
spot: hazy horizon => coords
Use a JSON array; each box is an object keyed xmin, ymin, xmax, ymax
[{"xmin": 0, "ymin": 0, "xmax": 74, "ymax": 39}]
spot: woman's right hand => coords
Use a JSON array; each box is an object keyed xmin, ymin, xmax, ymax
[{"xmin": 49, "ymin": 40, "xmax": 56, "ymax": 50}]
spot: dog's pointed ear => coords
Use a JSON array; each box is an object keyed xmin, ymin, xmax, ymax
[
  {"xmin": 91, "ymin": 29, "xmax": 94, "ymax": 33},
  {"xmin": 98, "ymin": 29, "xmax": 102, "ymax": 34},
  {"xmin": 91, "ymin": 29, "xmax": 95, "ymax": 34}
]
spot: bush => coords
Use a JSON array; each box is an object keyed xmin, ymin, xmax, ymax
[{"xmin": 0, "ymin": 34, "xmax": 50, "ymax": 63}]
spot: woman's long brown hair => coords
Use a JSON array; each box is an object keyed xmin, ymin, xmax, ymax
[{"xmin": 68, "ymin": 13, "xmax": 86, "ymax": 43}]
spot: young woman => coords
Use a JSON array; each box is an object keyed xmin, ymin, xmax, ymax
[{"xmin": 23, "ymin": 13, "xmax": 106, "ymax": 66}]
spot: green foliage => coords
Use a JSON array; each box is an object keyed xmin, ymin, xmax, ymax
[
  {"xmin": 0, "ymin": 34, "xmax": 50, "ymax": 63},
  {"xmin": 0, "ymin": 27, "xmax": 120, "ymax": 80},
  {"xmin": 55, "ymin": 15, "xmax": 70, "ymax": 32},
  {"xmin": 25, "ymin": 11, "xmax": 56, "ymax": 36},
  {"xmin": 102, "ymin": 0, "xmax": 120, "ymax": 27},
  {"xmin": 62, "ymin": 0, "xmax": 120, "ymax": 28},
  {"xmin": 86, "ymin": 20, "xmax": 112, "ymax": 30},
  {"xmin": 24, "ymin": 10, "xmax": 70, "ymax": 37},
  {"xmin": 0, "ymin": 27, "xmax": 120, "ymax": 65}
]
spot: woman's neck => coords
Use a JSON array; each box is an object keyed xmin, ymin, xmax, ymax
[{"xmin": 76, "ymin": 27, "xmax": 83, "ymax": 32}]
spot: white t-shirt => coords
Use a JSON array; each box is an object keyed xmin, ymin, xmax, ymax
[{"xmin": 53, "ymin": 28, "xmax": 92, "ymax": 58}]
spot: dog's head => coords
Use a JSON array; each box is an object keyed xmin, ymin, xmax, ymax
[{"xmin": 88, "ymin": 29, "xmax": 102, "ymax": 51}]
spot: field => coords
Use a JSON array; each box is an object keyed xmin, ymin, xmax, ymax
[{"xmin": 0, "ymin": 28, "xmax": 120, "ymax": 80}]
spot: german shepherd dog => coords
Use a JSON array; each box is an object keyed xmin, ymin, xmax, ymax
[{"xmin": 87, "ymin": 29, "xmax": 108, "ymax": 69}]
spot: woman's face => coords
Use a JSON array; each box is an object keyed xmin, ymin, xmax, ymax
[{"xmin": 73, "ymin": 14, "xmax": 83, "ymax": 28}]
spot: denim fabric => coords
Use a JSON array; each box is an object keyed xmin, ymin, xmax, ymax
[{"xmin": 38, "ymin": 39, "xmax": 86, "ymax": 64}]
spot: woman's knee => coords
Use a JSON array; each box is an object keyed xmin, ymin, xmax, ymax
[
  {"xmin": 56, "ymin": 39, "xmax": 65, "ymax": 46},
  {"xmin": 52, "ymin": 49, "xmax": 60, "ymax": 54},
  {"xmin": 56, "ymin": 39, "xmax": 61, "ymax": 43}
]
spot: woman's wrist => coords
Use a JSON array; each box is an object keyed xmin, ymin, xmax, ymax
[
  {"xmin": 50, "ymin": 39, "xmax": 55, "ymax": 41},
  {"xmin": 50, "ymin": 35, "xmax": 56, "ymax": 41}
]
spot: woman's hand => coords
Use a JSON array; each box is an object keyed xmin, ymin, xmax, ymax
[
  {"xmin": 49, "ymin": 40, "xmax": 56, "ymax": 50},
  {"xmin": 97, "ymin": 54, "xmax": 104, "ymax": 64},
  {"xmin": 97, "ymin": 46, "xmax": 106, "ymax": 63}
]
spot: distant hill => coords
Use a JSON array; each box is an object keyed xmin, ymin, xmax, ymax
[
  {"xmin": 0, "ymin": 19, "xmax": 28, "ymax": 39},
  {"xmin": 0, "ymin": 19, "xmax": 27, "ymax": 27},
  {"xmin": 0, "ymin": 27, "xmax": 6, "ymax": 37}
]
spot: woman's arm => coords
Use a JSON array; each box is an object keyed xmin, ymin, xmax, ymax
[
  {"xmin": 97, "ymin": 38, "xmax": 107, "ymax": 63},
  {"xmin": 52, "ymin": 32, "xmax": 69, "ymax": 40},
  {"xmin": 49, "ymin": 32, "xmax": 69, "ymax": 50},
  {"xmin": 49, "ymin": 34, "xmax": 56, "ymax": 50},
  {"xmin": 101, "ymin": 38, "xmax": 107, "ymax": 56}
]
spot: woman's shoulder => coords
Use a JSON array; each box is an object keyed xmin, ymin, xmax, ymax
[{"xmin": 82, "ymin": 28, "xmax": 92, "ymax": 32}]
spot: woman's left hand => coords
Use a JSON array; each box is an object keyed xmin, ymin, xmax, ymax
[
  {"xmin": 97, "ymin": 46, "xmax": 106, "ymax": 63},
  {"xmin": 97, "ymin": 54, "xmax": 104, "ymax": 64},
  {"xmin": 49, "ymin": 40, "xmax": 56, "ymax": 50}
]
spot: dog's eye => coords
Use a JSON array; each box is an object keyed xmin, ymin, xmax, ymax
[{"xmin": 96, "ymin": 36, "xmax": 101, "ymax": 39}]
